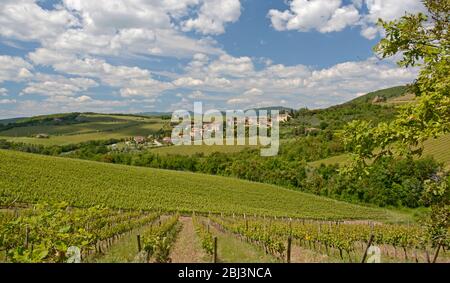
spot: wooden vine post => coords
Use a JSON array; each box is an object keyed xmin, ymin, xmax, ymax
[
  {"xmin": 361, "ymin": 234, "xmax": 375, "ymax": 263},
  {"xmin": 287, "ymin": 236, "xmax": 292, "ymax": 263},
  {"xmin": 24, "ymin": 225, "xmax": 29, "ymax": 249},
  {"xmin": 137, "ymin": 235, "xmax": 142, "ymax": 252},
  {"xmin": 213, "ymin": 237, "xmax": 218, "ymax": 263},
  {"xmin": 432, "ymin": 243, "xmax": 442, "ymax": 263}
]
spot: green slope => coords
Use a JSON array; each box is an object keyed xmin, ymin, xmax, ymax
[
  {"xmin": 346, "ymin": 86, "xmax": 408, "ymax": 105},
  {"xmin": 309, "ymin": 133, "xmax": 450, "ymax": 169},
  {"xmin": 0, "ymin": 113, "xmax": 168, "ymax": 145},
  {"xmin": 423, "ymin": 134, "xmax": 450, "ymax": 170},
  {"xmin": 0, "ymin": 150, "xmax": 403, "ymax": 221}
]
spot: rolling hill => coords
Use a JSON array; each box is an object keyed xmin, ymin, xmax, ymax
[
  {"xmin": 309, "ymin": 133, "xmax": 450, "ymax": 169},
  {"xmin": 0, "ymin": 149, "xmax": 406, "ymax": 221},
  {"xmin": 0, "ymin": 113, "xmax": 169, "ymax": 145}
]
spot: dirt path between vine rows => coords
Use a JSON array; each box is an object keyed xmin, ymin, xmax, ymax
[{"xmin": 170, "ymin": 217, "xmax": 208, "ymax": 263}]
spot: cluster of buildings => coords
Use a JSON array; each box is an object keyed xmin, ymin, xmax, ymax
[
  {"xmin": 126, "ymin": 135, "xmax": 172, "ymax": 146},
  {"xmin": 176, "ymin": 112, "xmax": 292, "ymax": 139}
]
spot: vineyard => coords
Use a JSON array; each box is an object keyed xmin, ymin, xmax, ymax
[
  {"xmin": 1, "ymin": 204, "xmax": 448, "ymax": 263},
  {"xmin": 0, "ymin": 149, "xmax": 404, "ymax": 220},
  {"xmin": 207, "ymin": 215, "xmax": 450, "ymax": 263},
  {"xmin": 0, "ymin": 203, "xmax": 161, "ymax": 262},
  {"xmin": 1, "ymin": 142, "xmax": 448, "ymax": 263}
]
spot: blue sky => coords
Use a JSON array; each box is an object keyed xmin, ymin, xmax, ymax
[{"xmin": 0, "ymin": 0, "xmax": 424, "ymax": 118}]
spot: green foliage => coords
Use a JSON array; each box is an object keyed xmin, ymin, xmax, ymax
[
  {"xmin": 0, "ymin": 149, "xmax": 396, "ymax": 220},
  {"xmin": 346, "ymin": 0, "xmax": 450, "ymax": 162},
  {"xmin": 142, "ymin": 214, "xmax": 180, "ymax": 263},
  {"xmin": 342, "ymin": 0, "xmax": 449, "ymax": 247},
  {"xmin": 421, "ymin": 174, "xmax": 450, "ymax": 248},
  {"xmin": 211, "ymin": 216, "xmax": 286, "ymax": 259},
  {"xmin": 0, "ymin": 113, "xmax": 82, "ymax": 133},
  {"xmin": 0, "ymin": 203, "xmax": 159, "ymax": 263},
  {"xmin": 192, "ymin": 216, "xmax": 214, "ymax": 255},
  {"xmin": 282, "ymin": 86, "xmax": 406, "ymax": 139},
  {"xmin": 0, "ymin": 113, "xmax": 168, "ymax": 146},
  {"xmin": 336, "ymin": 156, "xmax": 441, "ymax": 207},
  {"xmin": 214, "ymin": 215, "xmax": 439, "ymax": 262}
]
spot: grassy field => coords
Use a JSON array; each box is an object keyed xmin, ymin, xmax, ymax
[
  {"xmin": 0, "ymin": 114, "xmax": 168, "ymax": 145},
  {"xmin": 0, "ymin": 149, "xmax": 408, "ymax": 221},
  {"xmin": 383, "ymin": 93, "xmax": 416, "ymax": 105},
  {"xmin": 423, "ymin": 133, "xmax": 450, "ymax": 170},
  {"xmin": 309, "ymin": 133, "xmax": 450, "ymax": 169},
  {"xmin": 308, "ymin": 154, "xmax": 351, "ymax": 167}
]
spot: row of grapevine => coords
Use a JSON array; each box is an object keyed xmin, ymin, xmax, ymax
[
  {"xmin": 192, "ymin": 216, "xmax": 214, "ymax": 256},
  {"xmin": 210, "ymin": 216, "xmax": 286, "ymax": 260},
  {"xmin": 141, "ymin": 214, "xmax": 181, "ymax": 263},
  {"xmin": 210, "ymin": 215, "xmax": 448, "ymax": 263},
  {"xmin": 0, "ymin": 202, "xmax": 159, "ymax": 262}
]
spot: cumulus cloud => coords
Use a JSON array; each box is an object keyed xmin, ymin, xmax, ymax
[
  {"xmin": 0, "ymin": 0, "xmax": 79, "ymax": 42},
  {"xmin": 182, "ymin": 0, "xmax": 241, "ymax": 35},
  {"xmin": 0, "ymin": 55, "xmax": 33, "ymax": 83},
  {"xmin": 54, "ymin": 0, "xmax": 224, "ymax": 57},
  {"xmin": 0, "ymin": 88, "xmax": 8, "ymax": 96},
  {"xmin": 173, "ymin": 53, "xmax": 418, "ymax": 109},
  {"xmin": 21, "ymin": 74, "xmax": 98, "ymax": 97},
  {"xmin": 0, "ymin": 0, "xmax": 224, "ymax": 59},
  {"xmin": 208, "ymin": 54, "xmax": 254, "ymax": 77},
  {"xmin": 268, "ymin": 0, "xmax": 359, "ymax": 32},
  {"xmin": 243, "ymin": 88, "xmax": 263, "ymax": 96},
  {"xmin": 359, "ymin": 0, "xmax": 425, "ymax": 39},
  {"xmin": 268, "ymin": 0, "xmax": 425, "ymax": 39},
  {"xmin": 0, "ymin": 0, "xmax": 423, "ymax": 116},
  {"xmin": 0, "ymin": 99, "xmax": 16, "ymax": 105},
  {"xmin": 28, "ymin": 50, "xmax": 174, "ymax": 98}
]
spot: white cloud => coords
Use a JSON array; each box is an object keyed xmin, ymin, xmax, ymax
[
  {"xmin": 21, "ymin": 74, "xmax": 98, "ymax": 97},
  {"xmin": 29, "ymin": 52, "xmax": 173, "ymax": 98},
  {"xmin": 1, "ymin": 0, "xmax": 223, "ymax": 61},
  {"xmin": 182, "ymin": 0, "xmax": 241, "ymax": 35},
  {"xmin": 268, "ymin": 0, "xmax": 425, "ymax": 39},
  {"xmin": 0, "ymin": 99, "xmax": 16, "ymax": 104},
  {"xmin": 0, "ymin": 55, "xmax": 33, "ymax": 83},
  {"xmin": 319, "ymin": 5, "xmax": 360, "ymax": 33},
  {"xmin": 227, "ymin": 97, "xmax": 250, "ymax": 105},
  {"xmin": 188, "ymin": 90, "xmax": 206, "ymax": 99},
  {"xmin": 28, "ymin": 48, "xmax": 76, "ymax": 66},
  {"xmin": 173, "ymin": 54, "xmax": 417, "ymax": 109},
  {"xmin": 74, "ymin": 95, "xmax": 93, "ymax": 103},
  {"xmin": 0, "ymin": 0, "xmax": 422, "ymax": 116},
  {"xmin": 363, "ymin": 0, "xmax": 424, "ymax": 23},
  {"xmin": 173, "ymin": 77, "xmax": 205, "ymax": 87},
  {"xmin": 208, "ymin": 54, "xmax": 254, "ymax": 77},
  {"xmin": 54, "ymin": 0, "xmax": 223, "ymax": 58},
  {"xmin": 243, "ymin": 88, "xmax": 263, "ymax": 96},
  {"xmin": 359, "ymin": 0, "xmax": 425, "ymax": 39},
  {"xmin": 0, "ymin": 0, "xmax": 79, "ymax": 42},
  {"xmin": 268, "ymin": 0, "xmax": 354, "ymax": 32},
  {"xmin": 0, "ymin": 88, "xmax": 8, "ymax": 96},
  {"xmin": 360, "ymin": 25, "xmax": 379, "ymax": 40}
]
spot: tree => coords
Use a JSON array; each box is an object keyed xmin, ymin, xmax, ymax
[
  {"xmin": 343, "ymin": 0, "xmax": 449, "ymax": 255},
  {"xmin": 344, "ymin": 0, "xmax": 449, "ymax": 163}
]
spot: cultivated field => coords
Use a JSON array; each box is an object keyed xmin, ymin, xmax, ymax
[
  {"xmin": 0, "ymin": 149, "xmax": 406, "ymax": 221},
  {"xmin": 309, "ymin": 133, "xmax": 450, "ymax": 169},
  {"xmin": 0, "ymin": 114, "xmax": 168, "ymax": 146}
]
